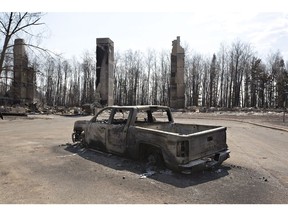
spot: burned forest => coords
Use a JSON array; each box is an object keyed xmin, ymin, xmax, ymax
[{"xmin": 0, "ymin": 12, "xmax": 288, "ymax": 115}]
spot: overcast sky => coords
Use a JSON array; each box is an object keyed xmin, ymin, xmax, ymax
[{"xmin": 4, "ymin": 0, "xmax": 288, "ymax": 61}]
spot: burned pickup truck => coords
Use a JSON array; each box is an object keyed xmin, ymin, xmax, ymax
[{"xmin": 72, "ymin": 105, "xmax": 230, "ymax": 173}]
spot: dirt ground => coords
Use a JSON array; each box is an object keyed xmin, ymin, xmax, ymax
[
  {"xmin": 173, "ymin": 110, "xmax": 288, "ymax": 129},
  {"xmin": 0, "ymin": 111, "xmax": 288, "ymax": 205}
]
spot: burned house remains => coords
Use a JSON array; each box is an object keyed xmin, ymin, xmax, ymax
[
  {"xmin": 170, "ymin": 36, "xmax": 185, "ymax": 109},
  {"xmin": 96, "ymin": 38, "xmax": 114, "ymax": 106},
  {"xmin": 12, "ymin": 38, "xmax": 35, "ymax": 104}
]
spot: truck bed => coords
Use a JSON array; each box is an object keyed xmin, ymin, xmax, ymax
[
  {"xmin": 134, "ymin": 122, "xmax": 222, "ymax": 136},
  {"xmin": 133, "ymin": 122, "xmax": 228, "ymax": 171}
]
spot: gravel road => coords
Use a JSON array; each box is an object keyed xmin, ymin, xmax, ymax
[{"xmin": 0, "ymin": 113, "xmax": 287, "ymax": 204}]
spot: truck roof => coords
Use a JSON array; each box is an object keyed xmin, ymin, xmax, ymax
[{"xmin": 107, "ymin": 105, "xmax": 170, "ymax": 110}]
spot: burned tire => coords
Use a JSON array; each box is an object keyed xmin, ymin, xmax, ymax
[
  {"xmin": 146, "ymin": 147, "xmax": 165, "ymax": 168},
  {"xmin": 72, "ymin": 131, "xmax": 88, "ymax": 148},
  {"xmin": 72, "ymin": 130, "xmax": 84, "ymax": 143}
]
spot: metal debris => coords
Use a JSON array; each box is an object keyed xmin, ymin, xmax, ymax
[
  {"xmin": 139, "ymin": 171, "xmax": 156, "ymax": 179},
  {"xmin": 57, "ymin": 153, "xmax": 77, "ymax": 158}
]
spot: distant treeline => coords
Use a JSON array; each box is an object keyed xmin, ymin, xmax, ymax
[
  {"xmin": 1, "ymin": 13, "xmax": 287, "ymax": 109},
  {"xmin": 1, "ymin": 40, "xmax": 288, "ymax": 109}
]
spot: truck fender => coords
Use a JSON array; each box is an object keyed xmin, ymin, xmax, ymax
[{"xmin": 139, "ymin": 143, "xmax": 165, "ymax": 167}]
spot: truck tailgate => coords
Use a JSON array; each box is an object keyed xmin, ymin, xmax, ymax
[{"xmin": 184, "ymin": 126, "xmax": 227, "ymax": 160}]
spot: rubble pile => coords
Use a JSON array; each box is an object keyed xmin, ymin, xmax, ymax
[{"xmin": 0, "ymin": 101, "xmax": 105, "ymax": 118}]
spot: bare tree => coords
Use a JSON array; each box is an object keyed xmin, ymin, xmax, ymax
[
  {"xmin": 268, "ymin": 52, "xmax": 288, "ymax": 108},
  {"xmin": 159, "ymin": 50, "xmax": 170, "ymax": 106},
  {"xmin": 185, "ymin": 53, "xmax": 204, "ymax": 107},
  {"xmin": 62, "ymin": 60, "xmax": 71, "ymax": 106},
  {"xmin": 69, "ymin": 57, "xmax": 81, "ymax": 106},
  {"xmin": 113, "ymin": 51, "xmax": 126, "ymax": 105},
  {"xmin": 209, "ymin": 54, "xmax": 218, "ymax": 107},
  {"xmin": 247, "ymin": 57, "xmax": 262, "ymax": 107},
  {"xmin": 81, "ymin": 51, "xmax": 95, "ymax": 104},
  {"xmin": 44, "ymin": 57, "xmax": 56, "ymax": 106},
  {"xmin": 145, "ymin": 49, "xmax": 156, "ymax": 104},
  {"xmin": 201, "ymin": 58, "xmax": 210, "ymax": 107},
  {"xmin": 0, "ymin": 12, "xmax": 45, "ymax": 76},
  {"xmin": 55, "ymin": 58, "xmax": 63, "ymax": 105},
  {"xmin": 217, "ymin": 43, "xmax": 229, "ymax": 107},
  {"xmin": 0, "ymin": 50, "xmax": 13, "ymax": 95},
  {"xmin": 151, "ymin": 52, "xmax": 159, "ymax": 105},
  {"xmin": 228, "ymin": 40, "xmax": 252, "ymax": 107}
]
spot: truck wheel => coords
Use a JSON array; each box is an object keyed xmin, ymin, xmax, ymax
[
  {"xmin": 72, "ymin": 130, "xmax": 84, "ymax": 143},
  {"xmin": 146, "ymin": 147, "xmax": 165, "ymax": 168},
  {"xmin": 72, "ymin": 132, "xmax": 76, "ymax": 143}
]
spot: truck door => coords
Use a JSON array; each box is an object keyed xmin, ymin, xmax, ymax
[
  {"xmin": 85, "ymin": 107, "xmax": 112, "ymax": 151},
  {"xmin": 106, "ymin": 108, "xmax": 132, "ymax": 154}
]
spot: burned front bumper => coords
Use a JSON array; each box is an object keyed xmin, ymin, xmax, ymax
[{"xmin": 178, "ymin": 149, "xmax": 230, "ymax": 173}]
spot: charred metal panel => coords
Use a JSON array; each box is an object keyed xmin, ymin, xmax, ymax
[
  {"xmin": 106, "ymin": 124, "xmax": 127, "ymax": 153},
  {"xmin": 72, "ymin": 105, "xmax": 229, "ymax": 173},
  {"xmin": 86, "ymin": 122, "xmax": 107, "ymax": 151},
  {"xmin": 106, "ymin": 108, "xmax": 132, "ymax": 154}
]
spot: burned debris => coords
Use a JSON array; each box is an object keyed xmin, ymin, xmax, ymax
[{"xmin": 0, "ymin": 37, "xmax": 115, "ymax": 118}]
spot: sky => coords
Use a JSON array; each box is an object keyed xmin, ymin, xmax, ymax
[{"xmin": 2, "ymin": 0, "xmax": 288, "ymax": 61}]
